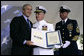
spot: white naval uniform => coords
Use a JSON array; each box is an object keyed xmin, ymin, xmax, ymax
[{"xmin": 33, "ymin": 20, "xmax": 54, "ymax": 55}]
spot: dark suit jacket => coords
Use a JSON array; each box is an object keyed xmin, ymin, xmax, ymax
[
  {"xmin": 55, "ymin": 19, "xmax": 80, "ymax": 55},
  {"xmin": 10, "ymin": 15, "xmax": 33, "ymax": 55}
]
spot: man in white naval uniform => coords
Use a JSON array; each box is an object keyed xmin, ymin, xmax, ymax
[
  {"xmin": 33, "ymin": 6, "xmax": 61, "ymax": 55},
  {"xmin": 33, "ymin": 6, "xmax": 54, "ymax": 55}
]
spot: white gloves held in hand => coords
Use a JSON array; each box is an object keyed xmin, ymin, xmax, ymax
[
  {"xmin": 54, "ymin": 41, "xmax": 70, "ymax": 48},
  {"xmin": 54, "ymin": 45, "xmax": 61, "ymax": 48},
  {"xmin": 62, "ymin": 41, "xmax": 70, "ymax": 48}
]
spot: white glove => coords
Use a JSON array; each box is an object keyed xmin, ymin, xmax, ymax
[
  {"xmin": 62, "ymin": 41, "xmax": 70, "ymax": 48},
  {"xmin": 54, "ymin": 45, "xmax": 61, "ymax": 48}
]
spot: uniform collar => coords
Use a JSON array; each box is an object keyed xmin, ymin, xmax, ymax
[{"xmin": 61, "ymin": 18, "xmax": 68, "ymax": 23}]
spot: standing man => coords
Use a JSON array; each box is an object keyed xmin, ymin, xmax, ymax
[
  {"xmin": 10, "ymin": 4, "xmax": 34, "ymax": 55},
  {"xmin": 33, "ymin": 6, "xmax": 54, "ymax": 55},
  {"xmin": 55, "ymin": 5, "xmax": 80, "ymax": 55}
]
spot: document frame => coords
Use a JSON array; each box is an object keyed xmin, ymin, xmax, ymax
[{"xmin": 46, "ymin": 30, "xmax": 62, "ymax": 48}]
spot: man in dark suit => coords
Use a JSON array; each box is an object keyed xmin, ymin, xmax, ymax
[
  {"xmin": 10, "ymin": 4, "xmax": 34, "ymax": 55},
  {"xmin": 54, "ymin": 5, "xmax": 80, "ymax": 55}
]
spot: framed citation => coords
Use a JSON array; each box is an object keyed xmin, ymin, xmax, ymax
[
  {"xmin": 46, "ymin": 30, "xmax": 62, "ymax": 48},
  {"xmin": 31, "ymin": 28, "xmax": 62, "ymax": 48}
]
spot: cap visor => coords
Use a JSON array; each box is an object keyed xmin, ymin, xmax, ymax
[{"xmin": 34, "ymin": 10, "xmax": 43, "ymax": 13}]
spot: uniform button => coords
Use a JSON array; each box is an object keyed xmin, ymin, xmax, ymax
[
  {"xmin": 69, "ymin": 32, "xmax": 72, "ymax": 33},
  {"xmin": 62, "ymin": 29, "xmax": 64, "ymax": 30},
  {"xmin": 69, "ymin": 34, "xmax": 72, "ymax": 37},
  {"xmin": 63, "ymin": 41, "xmax": 64, "ymax": 43},
  {"xmin": 63, "ymin": 32, "xmax": 64, "ymax": 34}
]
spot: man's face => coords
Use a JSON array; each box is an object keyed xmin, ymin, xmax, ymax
[
  {"xmin": 23, "ymin": 5, "xmax": 32, "ymax": 17},
  {"xmin": 60, "ymin": 12, "xmax": 68, "ymax": 20},
  {"xmin": 36, "ymin": 12, "xmax": 45, "ymax": 21}
]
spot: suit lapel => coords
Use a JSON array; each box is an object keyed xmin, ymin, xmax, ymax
[
  {"xmin": 66, "ymin": 18, "xmax": 71, "ymax": 25},
  {"xmin": 21, "ymin": 15, "xmax": 32, "ymax": 28},
  {"xmin": 21, "ymin": 15, "xmax": 28, "ymax": 24}
]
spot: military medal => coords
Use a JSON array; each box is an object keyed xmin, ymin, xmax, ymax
[
  {"xmin": 42, "ymin": 25, "xmax": 47, "ymax": 30},
  {"xmin": 76, "ymin": 26, "xmax": 80, "ymax": 33},
  {"xmin": 69, "ymin": 31, "xmax": 72, "ymax": 37},
  {"xmin": 67, "ymin": 23, "xmax": 73, "ymax": 37},
  {"xmin": 67, "ymin": 23, "xmax": 73, "ymax": 31}
]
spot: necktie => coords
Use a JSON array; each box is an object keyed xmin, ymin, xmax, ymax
[
  {"xmin": 27, "ymin": 19, "xmax": 31, "ymax": 31},
  {"xmin": 62, "ymin": 20, "xmax": 65, "ymax": 25}
]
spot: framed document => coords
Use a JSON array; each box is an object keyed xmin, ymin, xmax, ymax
[
  {"xmin": 46, "ymin": 30, "xmax": 62, "ymax": 48},
  {"xmin": 31, "ymin": 28, "xmax": 62, "ymax": 48}
]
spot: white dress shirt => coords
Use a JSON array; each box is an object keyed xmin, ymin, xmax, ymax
[{"xmin": 61, "ymin": 18, "xmax": 68, "ymax": 23}]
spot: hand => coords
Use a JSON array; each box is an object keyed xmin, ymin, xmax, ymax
[
  {"xmin": 62, "ymin": 41, "xmax": 70, "ymax": 48},
  {"xmin": 26, "ymin": 41, "xmax": 34, "ymax": 46}
]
